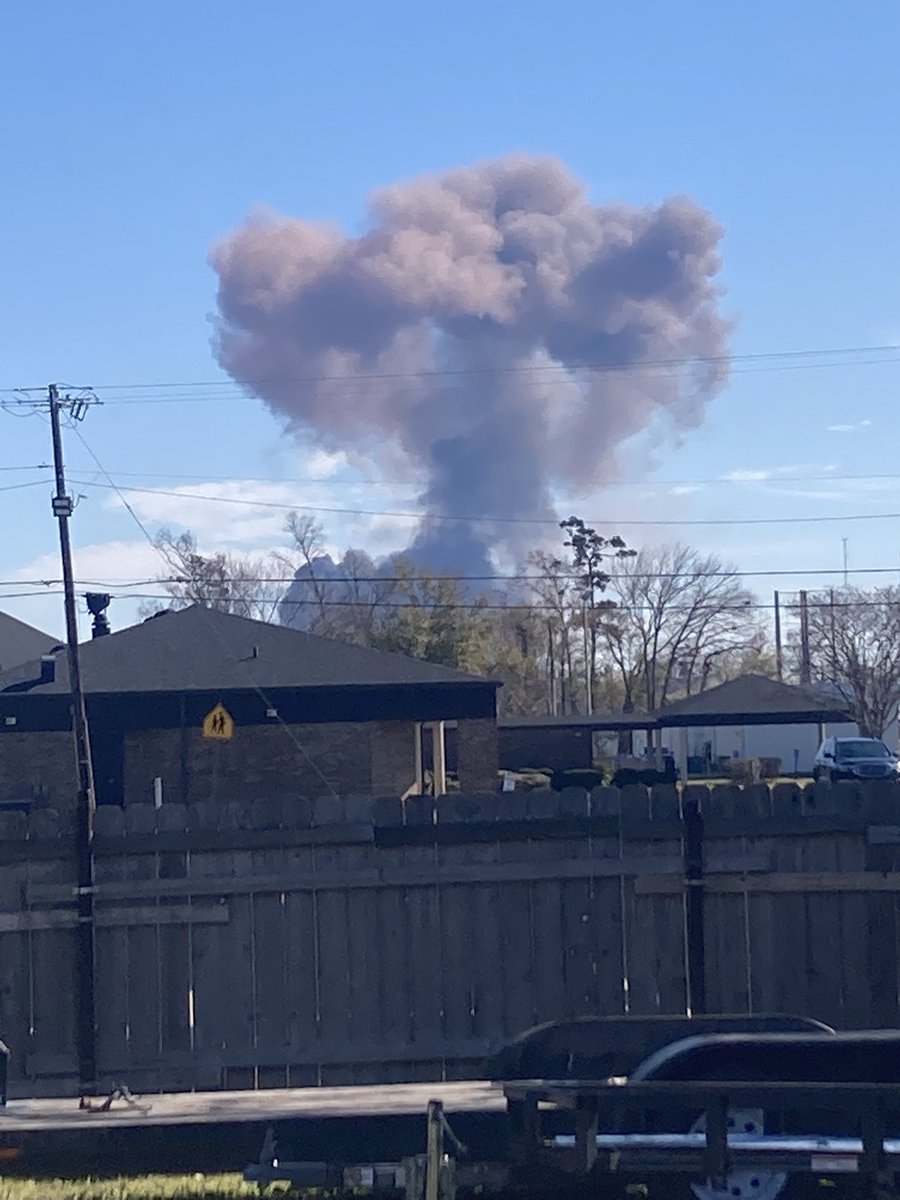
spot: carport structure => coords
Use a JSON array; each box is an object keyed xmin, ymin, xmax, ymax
[
  {"xmin": 498, "ymin": 711, "xmax": 657, "ymax": 773},
  {"xmin": 657, "ymin": 674, "xmax": 851, "ymax": 779},
  {"xmin": 499, "ymin": 675, "xmax": 853, "ymax": 780}
]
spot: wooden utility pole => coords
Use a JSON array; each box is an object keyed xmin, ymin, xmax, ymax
[
  {"xmin": 547, "ymin": 619, "xmax": 557, "ymax": 715},
  {"xmin": 48, "ymin": 384, "xmax": 98, "ymax": 1099},
  {"xmin": 798, "ymin": 589, "xmax": 812, "ymax": 686},
  {"xmin": 773, "ymin": 590, "xmax": 783, "ymax": 681}
]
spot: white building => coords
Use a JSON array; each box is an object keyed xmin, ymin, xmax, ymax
[{"xmin": 657, "ymin": 674, "xmax": 893, "ymax": 778}]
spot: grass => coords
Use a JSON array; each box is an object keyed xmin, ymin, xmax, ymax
[{"xmin": 0, "ymin": 1175, "xmax": 273, "ymax": 1200}]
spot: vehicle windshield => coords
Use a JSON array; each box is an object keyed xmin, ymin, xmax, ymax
[{"xmin": 835, "ymin": 740, "xmax": 892, "ymax": 760}]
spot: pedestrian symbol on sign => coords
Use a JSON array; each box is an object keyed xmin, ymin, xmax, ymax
[{"xmin": 202, "ymin": 702, "xmax": 234, "ymax": 741}]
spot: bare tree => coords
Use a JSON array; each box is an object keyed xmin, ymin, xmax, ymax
[
  {"xmin": 277, "ymin": 514, "xmax": 397, "ymax": 644},
  {"xmin": 802, "ymin": 587, "xmax": 900, "ymax": 737},
  {"xmin": 600, "ymin": 544, "xmax": 762, "ymax": 711},
  {"xmin": 527, "ymin": 549, "xmax": 579, "ymax": 713},
  {"xmin": 148, "ymin": 528, "xmax": 285, "ymax": 623}
]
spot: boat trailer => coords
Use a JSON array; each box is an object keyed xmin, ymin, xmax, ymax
[{"xmin": 247, "ymin": 1026, "xmax": 900, "ymax": 1199}]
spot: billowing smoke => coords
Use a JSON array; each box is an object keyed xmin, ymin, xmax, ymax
[{"xmin": 211, "ymin": 155, "xmax": 728, "ymax": 574}]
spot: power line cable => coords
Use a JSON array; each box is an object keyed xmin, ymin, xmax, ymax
[
  {"xmin": 4, "ymin": 342, "xmax": 899, "ymax": 402},
  {"xmin": 0, "ymin": 478, "xmax": 56, "ymax": 495},
  {"xmin": 2, "ymin": 588, "xmax": 896, "ymax": 615},
  {"xmin": 2, "ymin": 565, "xmax": 893, "ymax": 588},
  {"xmin": 36, "ymin": 465, "xmax": 900, "ymax": 490},
  {"xmin": 65, "ymin": 476, "xmax": 900, "ymax": 528},
  {"xmin": 68, "ymin": 426, "xmax": 342, "ymax": 799}
]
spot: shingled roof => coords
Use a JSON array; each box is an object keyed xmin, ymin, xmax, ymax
[
  {"xmin": 657, "ymin": 673, "xmax": 849, "ymax": 726},
  {"xmin": 0, "ymin": 611, "xmax": 60, "ymax": 675},
  {"xmin": 0, "ymin": 606, "xmax": 495, "ymax": 696}
]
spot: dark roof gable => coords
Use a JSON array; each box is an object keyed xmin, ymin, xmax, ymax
[
  {"xmin": 658, "ymin": 673, "xmax": 849, "ymax": 722},
  {"xmin": 0, "ymin": 611, "xmax": 60, "ymax": 675},
  {"xmin": 0, "ymin": 606, "xmax": 494, "ymax": 696}
]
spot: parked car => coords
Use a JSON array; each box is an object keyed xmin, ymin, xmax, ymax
[{"xmin": 813, "ymin": 736, "xmax": 900, "ymax": 782}]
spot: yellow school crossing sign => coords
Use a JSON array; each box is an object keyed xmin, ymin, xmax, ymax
[{"xmin": 202, "ymin": 702, "xmax": 234, "ymax": 740}]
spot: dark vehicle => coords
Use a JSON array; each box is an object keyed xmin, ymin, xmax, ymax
[{"xmin": 813, "ymin": 735, "xmax": 900, "ymax": 782}]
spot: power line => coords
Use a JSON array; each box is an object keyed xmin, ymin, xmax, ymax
[
  {"xmin": 2, "ymin": 588, "xmax": 898, "ymax": 615},
  {"xmin": 1, "ymin": 338, "xmax": 897, "ymax": 393},
  {"xmin": 65, "ymin": 476, "xmax": 900, "ymax": 528},
  {"xmin": 0, "ymin": 565, "xmax": 892, "ymax": 588},
  {"xmin": 11, "ymin": 456, "xmax": 900, "ymax": 496},
  {"xmin": 66, "ymin": 428, "xmax": 343, "ymax": 799},
  {"xmin": 0, "ymin": 478, "xmax": 56, "ymax": 495},
  {"xmin": 3, "ymin": 342, "xmax": 899, "ymax": 403},
  {"xmin": 69, "ymin": 425, "xmax": 159, "ymax": 547},
  {"xmin": 29, "ymin": 465, "xmax": 900, "ymax": 490}
]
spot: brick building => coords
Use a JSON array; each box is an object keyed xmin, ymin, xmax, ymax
[{"xmin": 0, "ymin": 606, "xmax": 499, "ymax": 807}]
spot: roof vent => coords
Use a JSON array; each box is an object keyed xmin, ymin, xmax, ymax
[
  {"xmin": 251, "ymin": 645, "xmax": 260, "ymax": 660},
  {"xmin": 39, "ymin": 655, "xmax": 56, "ymax": 684}
]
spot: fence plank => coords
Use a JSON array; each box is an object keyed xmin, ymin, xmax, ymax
[
  {"xmin": 406, "ymin": 883, "xmax": 445, "ymax": 1082},
  {"xmin": 29, "ymin": 853, "xmax": 714, "ymax": 905},
  {"xmin": 313, "ymin": 811, "xmax": 355, "ymax": 1085},
  {"xmin": 341, "ymin": 826, "xmax": 385, "ymax": 1085},
  {"xmin": 701, "ymin": 784, "xmax": 771, "ymax": 1015},
  {"xmin": 864, "ymin": 787, "xmax": 900, "ymax": 1029},
  {"xmin": 0, "ymin": 854, "xmax": 32, "ymax": 1088},
  {"xmin": 639, "ymin": 871, "xmax": 900, "ymax": 894},
  {"xmin": 621, "ymin": 810, "xmax": 687, "ymax": 1015},
  {"xmin": 118, "ymin": 847, "xmax": 162, "ymax": 1092},
  {"xmin": 189, "ymin": 839, "xmax": 243, "ymax": 1091},
  {"xmin": 94, "ymin": 846, "xmax": 131, "ymax": 1086},
  {"xmin": 496, "ymin": 826, "xmax": 539, "ymax": 1044},
  {"xmin": 371, "ymin": 861, "xmax": 413, "ymax": 1083},
  {"xmin": 467, "ymin": 838, "xmax": 506, "ymax": 1056},
  {"xmin": 25, "ymin": 852, "xmax": 78, "ymax": 1094},
  {"xmin": 250, "ymin": 836, "xmax": 290, "ymax": 1088}
]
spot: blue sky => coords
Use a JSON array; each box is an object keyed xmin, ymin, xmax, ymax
[{"xmin": 2, "ymin": 0, "xmax": 899, "ymax": 637}]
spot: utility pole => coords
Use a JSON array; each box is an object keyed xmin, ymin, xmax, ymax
[
  {"xmin": 842, "ymin": 537, "xmax": 849, "ymax": 587},
  {"xmin": 547, "ymin": 619, "xmax": 557, "ymax": 716},
  {"xmin": 829, "ymin": 587, "xmax": 837, "ymax": 680},
  {"xmin": 773, "ymin": 590, "xmax": 783, "ymax": 681},
  {"xmin": 798, "ymin": 589, "xmax": 812, "ymax": 686},
  {"xmin": 581, "ymin": 601, "xmax": 592, "ymax": 715},
  {"xmin": 48, "ymin": 384, "xmax": 98, "ymax": 1100}
]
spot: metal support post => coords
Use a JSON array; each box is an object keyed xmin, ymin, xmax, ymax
[{"xmin": 426, "ymin": 1099, "xmax": 444, "ymax": 1200}]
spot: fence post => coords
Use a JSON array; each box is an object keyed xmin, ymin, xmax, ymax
[
  {"xmin": 425, "ymin": 1099, "xmax": 444, "ymax": 1200},
  {"xmin": 683, "ymin": 794, "xmax": 706, "ymax": 1015}
]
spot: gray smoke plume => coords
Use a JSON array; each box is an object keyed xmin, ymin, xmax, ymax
[{"xmin": 211, "ymin": 156, "xmax": 728, "ymax": 574}]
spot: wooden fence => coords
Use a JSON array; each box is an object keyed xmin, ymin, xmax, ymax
[{"xmin": 1, "ymin": 780, "xmax": 900, "ymax": 1098}]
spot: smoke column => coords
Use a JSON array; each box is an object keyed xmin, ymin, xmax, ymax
[{"xmin": 211, "ymin": 156, "xmax": 729, "ymax": 573}]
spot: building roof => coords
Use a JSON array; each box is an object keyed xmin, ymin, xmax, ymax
[
  {"xmin": 0, "ymin": 611, "xmax": 60, "ymax": 675},
  {"xmin": 0, "ymin": 605, "xmax": 496, "ymax": 696},
  {"xmin": 657, "ymin": 673, "xmax": 849, "ymax": 726}
]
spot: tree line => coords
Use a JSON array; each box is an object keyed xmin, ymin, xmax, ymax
[
  {"xmin": 148, "ymin": 515, "xmax": 772, "ymax": 717},
  {"xmin": 147, "ymin": 516, "xmax": 900, "ymax": 736}
]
